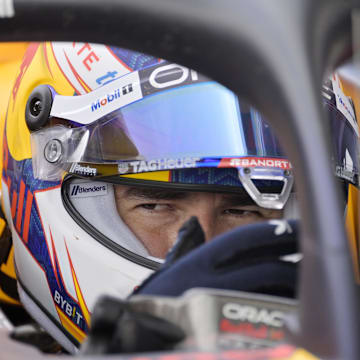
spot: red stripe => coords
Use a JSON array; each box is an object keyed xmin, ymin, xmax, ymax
[
  {"xmin": 22, "ymin": 190, "xmax": 33, "ymax": 243},
  {"xmin": 11, "ymin": 190, "xmax": 17, "ymax": 219},
  {"xmin": 12, "ymin": 43, "xmax": 40, "ymax": 110},
  {"xmin": 3, "ymin": 138, "xmax": 8, "ymax": 172},
  {"xmin": 16, "ymin": 180, "xmax": 26, "ymax": 232},
  {"xmin": 42, "ymin": 43, "xmax": 54, "ymax": 79},
  {"xmin": 6, "ymin": 177, "xmax": 11, "ymax": 192},
  {"xmin": 65, "ymin": 241, "xmax": 91, "ymax": 314},
  {"xmin": 11, "ymin": 205, "xmax": 61, "ymax": 326},
  {"xmin": 63, "ymin": 51, "xmax": 91, "ymax": 93},
  {"xmin": 50, "ymin": 43, "xmax": 80, "ymax": 95},
  {"xmin": 49, "ymin": 228, "xmax": 61, "ymax": 288},
  {"xmin": 34, "ymin": 183, "xmax": 62, "ymax": 193}
]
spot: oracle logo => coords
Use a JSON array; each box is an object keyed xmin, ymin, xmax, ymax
[{"xmin": 222, "ymin": 303, "xmax": 284, "ymax": 328}]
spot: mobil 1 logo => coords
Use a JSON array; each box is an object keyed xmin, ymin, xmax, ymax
[{"xmin": 139, "ymin": 62, "xmax": 208, "ymax": 96}]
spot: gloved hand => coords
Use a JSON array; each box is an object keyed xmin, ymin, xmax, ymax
[
  {"xmin": 81, "ymin": 296, "xmax": 184, "ymax": 355},
  {"xmin": 133, "ymin": 218, "xmax": 298, "ymax": 298}
]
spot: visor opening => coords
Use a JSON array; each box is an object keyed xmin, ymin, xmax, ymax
[{"xmin": 252, "ymin": 179, "xmax": 285, "ymax": 194}]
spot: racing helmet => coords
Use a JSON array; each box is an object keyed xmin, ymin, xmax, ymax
[
  {"xmin": 0, "ymin": 42, "xmax": 29, "ymax": 306},
  {"xmin": 328, "ymin": 72, "xmax": 360, "ymax": 282},
  {"xmin": 0, "ymin": 42, "xmax": 357, "ymax": 353},
  {"xmin": 1, "ymin": 42, "xmax": 293, "ymax": 352}
]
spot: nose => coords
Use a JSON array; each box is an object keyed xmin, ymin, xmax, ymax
[
  {"xmin": 198, "ymin": 215, "xmax": 217, "ymax": 242},
  {"xmin": 188, "ymin": 198, "xmax": 218, "ymax": 242}
]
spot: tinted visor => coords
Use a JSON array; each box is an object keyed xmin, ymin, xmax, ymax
[
  {"xmin": 81, "ymin": 82, "xmax": 285, "ymax": 162},
  {"xmin": 31, "ymin": 80, "xmax": 288, "ymax": 181}
]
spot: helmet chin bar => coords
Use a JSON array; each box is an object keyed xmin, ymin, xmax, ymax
[{"xmin": 238, "ymin": 167, "xmax": 294, "ymax": 210}]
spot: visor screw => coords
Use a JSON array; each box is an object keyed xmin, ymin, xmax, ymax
[
  {"xmin": 243, "ymin": 167, "xmax": 251, "ymax": 174},
  {"xmin": 284, "ymin": 170, "xmax": 291, "ymax": 177},
  {"xmin": 44, "ymin": 139, "xmax": 62, "ymax": 163},
  {"xmin": 30, "ymin": 99, "xmax": 42, "ymax": 116},
  {"xmin": 25, "ymin": 85, "xmax": 53, "ymax": 132}
]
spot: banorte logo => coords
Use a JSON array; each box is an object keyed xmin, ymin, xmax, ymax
[{"xmin": 91, "ymin": 83, "xmax": 133, "ymax": 112}]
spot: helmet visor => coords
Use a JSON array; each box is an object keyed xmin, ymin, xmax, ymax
[
  {"xmin": 31, "ymin": 80, "xmax": 289, "ymax": 180},
  {"xmin": 83, "ymin": 82, "xmax": 284, "ymax": 162}
]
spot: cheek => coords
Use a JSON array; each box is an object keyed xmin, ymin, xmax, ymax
[
  {"xmin": 213, "ymin": 215, "xmax": 263, "ymax": 237},
  {"xmin": 212, "ymin": 220, "xmax": 239, "ymax": 239},
  {"xmin": 119, "ymin": 210, "xmax": 180, "ymax": 258}
]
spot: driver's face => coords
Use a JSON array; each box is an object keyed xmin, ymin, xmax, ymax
[{"xmin": 115, "ymin": 185, "xmax": 283, "ymax": 258}]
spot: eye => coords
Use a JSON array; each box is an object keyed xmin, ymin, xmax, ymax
[
  {"xmin": 140, "ymin": 204, "xmax": 157, "ymax": 210},
  {"xmin": 223, "ymin": 208, "xmax": 261, "ymax": 217},
  {"xmin": 137, "ymin": 203, "xmax": 174, "ymax": 212}
]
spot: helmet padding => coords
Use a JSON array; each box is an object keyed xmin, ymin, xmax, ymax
[{"xmin": 67, "ymin": 179, "xmax": 150, "ymax": 257}]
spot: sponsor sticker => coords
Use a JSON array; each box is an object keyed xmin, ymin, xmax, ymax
[
  {"xmin": 332, "ymin": 73, "xmax": 359, "ymax": 137},
  {"xmin": 54, "ymin": 290, "xmax": 83, "ymax": 325},
  {"xmin": 139, "ymin": 62, "xmax": 208, "ymax": 96},
  {"xmin": 219, "ymin": 157, "xmax": 292, "ymax": 170},
  {"xmin": 91, "ymin": 83, "xmax": 134, "ymax": 112},
  {"xmin": 121, "ymin": 157, "xmax": 200, "ymax": 174},
  {"xmin": 219, "ymin": 302, "xmax": 290, "ymax": 346},
  {"xmin": 336, "ymin": 166, "xmax": 356, "ymax": 184},
  {"xmin": 69, "ymin": 163, "xmax": 97, "ymax": 177},
  {"xmin": 51, "ymin": 42, "xmax": 131, "ymax": 93},
  {"xmin": 222, "ymin": 303, "xmax": 284, "ymax": 328},
  {"xmin": 69, "ymin": 183, "xmax": 108, "ymax": 198},
  {"xmin": 50, "ymin": 71, "xmax": 143, "ymax": 125},
  {"xmin": 118, "ymin": 162, "xmax": 130, "ymax": 174}
]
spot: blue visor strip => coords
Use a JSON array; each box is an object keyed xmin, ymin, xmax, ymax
[{"xmin": 170, "ymin": 168, "xmax": 284, "ymax": 189}]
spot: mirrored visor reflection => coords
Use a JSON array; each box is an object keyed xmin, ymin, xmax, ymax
[{"xmin": 81, "ymin": 82, "xmax": 285, "ymax": 163}]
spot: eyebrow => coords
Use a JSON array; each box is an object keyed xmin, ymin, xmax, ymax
[
  {"xmin": 123, "ymin": 187, "xmax": 191, "ymax": 200},
  {"xmin": 220, "ymin": 195, "xmax": 255, "ymax": 207}
]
